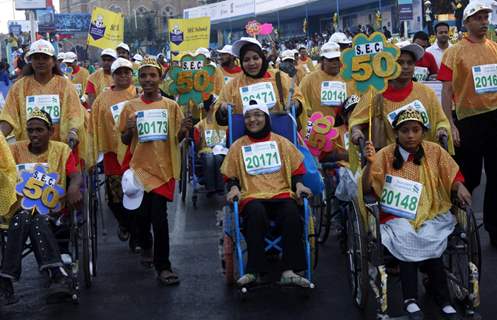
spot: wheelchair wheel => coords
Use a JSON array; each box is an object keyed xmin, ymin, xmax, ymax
[
  {"xmin": 345, "ymin": 200, "xmax": 368, "ymax": 309},
  {"xmin": 223, "ymin": 234, "xmax": 236, "ymax": 285},
  {"xmin": 445, "ymin": 207, "xmax": 482, "ymax": 311},
  {"xmin": 82, "ymin": 178, "xmax": 97, "ymax": 288}
]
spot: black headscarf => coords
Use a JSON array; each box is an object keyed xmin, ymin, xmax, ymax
[{"xmin": 240, "ymin": 43, "xmax": 269, "ymax": 79}]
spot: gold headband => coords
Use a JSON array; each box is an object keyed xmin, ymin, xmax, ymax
[
  {"xmin": 394, "ymin": 107, "xmax": 424, "ymax": 128},
  {"xmin": 27, "ymin": 107, "xmax": 51, "ymax": 126},
  {"xmin": 138, "ymin": 57, "xmax": 162, "ymax": 73}
]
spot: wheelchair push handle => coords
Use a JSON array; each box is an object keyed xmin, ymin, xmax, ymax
[{"xmin": 439, "ymin": 134, "xmax": 449, "ymax": 152}]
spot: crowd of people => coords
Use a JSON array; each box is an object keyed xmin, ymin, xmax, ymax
[{"xmin": 0, "ymin": 1, "xmax": 495, "ymax": 319}]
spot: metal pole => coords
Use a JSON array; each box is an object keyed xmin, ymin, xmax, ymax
[
  {"xmin": 336, "ymin": 0, "xmax": 340, "ymax": 30},
  {"xmin": 29, "ymin": 10, "xmax": 36, "ymax": 42}
]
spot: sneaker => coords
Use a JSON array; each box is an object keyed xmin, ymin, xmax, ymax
[
  {"xmin": 236, "ymin": 273, "xmax": 257, "ymax": 287},
  {"xmin": 279, "ymin": 270, "xmax": 311, "ymax": 288},
  {"xmin": 404, "ymin": 299, "xmax": 424, "ymax": 320},
  {"xmin": 440, "ymin": 305, "xmax": 460, "ymax": 320},
  {"xmin": 0, "ymin": 276, "xmax": 19, "ymax": 305},
  {"xmin": 46, "ymin": 267, "xmax": 72, "ymax": 303}
]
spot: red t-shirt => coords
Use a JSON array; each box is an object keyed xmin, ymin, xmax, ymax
[{"xmin": 416, "ymin": 52, "xmax": 439, "ymax": 75}]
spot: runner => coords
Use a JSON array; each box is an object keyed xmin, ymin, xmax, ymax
[
  {"xmin": 116, "ymin": 42, "xmax": 131, "ymax": 60},
  {"xmin": 411, "ymin": 32, "xmax": 439, "ymax": 81},
  {"xmin": 361, "ymin": 108, "xmax": 471, "ymax": 320},
  {"xmin": 349, "ymin": 42, "xmax": 452, "ymax": 170},
  {"xmin": 297, "ymin": 44, "xmax": 315, "ymax": 74},
  {"xmin": 62, "ymin": 52, "xmax": 90, "ymax": 102},
  {"xmin": 438, "ymin": 1, "xmax": 497, "ymax": 247},
  {"xmin": 299, "ymin": 41, "xmax": 357, "ymax": 118},
  {"xmin": 195, "ymin": 47, "xmax": 224, "ymax": 96},
  {"xmin": 85, "ymin": 48, "xmax": 117, "ymax": 107},
  {"xmin": 214, "ymin": 37, "xmax": 308, "ymax": 128},
  {"xmin": 217, "ymin": 45, "xmax": 242, "ymax": 85},
  {"xmin": 0, "ymin": 40, "xmax": 85, "ymax": 153},
  {"xmin": 193, "ymin": 97, "xmax": 227, "ymax": 196},
  {"xmin": 90, "ymin": 58, "xmax": 138, "ymax": 243},
  {"xmin": 0, "ymin": 109, "xmax": 82, "ymax": 305},
  {"xmin": 118, "ymin": 57, "xmax": 193, "ymax": 285},
  {"xmin": 221, "ymin": 100, "xmax": 312, "ymax": 287},
  {"xmin": 426, "ymin": 22, "xmax": 452, "ymax": 69},
  {"xmin": 278, "ymin": 49, "xmax": 305, "ymax": 86},
  {"xmin": 328, "ymin": 32, "xmax": 352, "ymax": 52}
]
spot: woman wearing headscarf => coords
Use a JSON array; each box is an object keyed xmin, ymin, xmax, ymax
[
  {"xmin": 221, "ymin": 101, "xmax": 312, "ymax": 287},
  {"xmin": 214, "ymin": 37, "xmax": 309, "ymax": 128}
]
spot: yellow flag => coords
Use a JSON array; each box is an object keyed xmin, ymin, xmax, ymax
[
  {"xmin": 87, "ymin": 7, "xmax": 124, "ymax": 49},
  {"xmin": 168, "ymin": 17, "xmax": 211, "ymax": 61}
]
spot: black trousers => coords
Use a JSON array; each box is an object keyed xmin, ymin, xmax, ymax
[
  {"xmin": 105, "ymin": 175, "xmax": 130, "ymax": 231},
  {"xmin": 130, "ymin": 192, "xmax": 171, "ymax": 272},
  {"xmin": 242, "ymin": 199, "xmax": 306, "ymax": 274},
  {"xmin": 457, "ymin": 109, "xmax": 497, "ymax": 235},
  {"xmin": 399, "ymin": 258, "xmax": 450, "ymax": 307},
  {"xmin": 1, "ymin": 211, "xmax": 62, "ymax": 280},
  {"xmin": 200, "ymin": 153, "xmax": 224, "ymax": 192}
]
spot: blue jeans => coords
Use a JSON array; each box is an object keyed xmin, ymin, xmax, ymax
[{"xmin": 200, "ymin": 153, "xmax": 224, "ymax": 192}]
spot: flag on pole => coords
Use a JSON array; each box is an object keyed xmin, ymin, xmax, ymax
[{"xmin": 87, "ymin": 7, "xmax": 124, "ymax": 49}]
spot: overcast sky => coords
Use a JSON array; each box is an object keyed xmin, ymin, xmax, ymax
[{"xmin": 0, "ymin": 0, "xmax": 60, "ymax": 34}]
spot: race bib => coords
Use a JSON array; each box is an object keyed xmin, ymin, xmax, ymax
[
  {"xmin": 110, "ymin": 101, "xmax": 127, "ymax": 124},
  {"xmin": 242, "ymin": 141, "xmax": 281, "ymax": 175},
  {"xmin": 74, "ymin": 83, "xmax": 83, "ymax": 97},
  {"xmin": 240, "ymin": 82, "xmax": 276, "ymax": 109},
  {"xmin": 136, "ymin": 109, "xmax": 168, "ymax": 143},
  {"xmin": 204, "ymin": 129, "xmax": 226, "ymax": 148},
  {"xmin": 472, "ymin": 64, "xmax": 497, "ymax": 94},
  {"xmin": 26, "ymin": 95, "xmax": 61, "ymax": 124},
  {"xmin": 16, "ymin": 163, "xmax": 49, "ymax": 175},
  {"xmin": 413, "ymin": 67, "xmax": 429, "ymax": 82},
  {"xmin": 224, "ymin": 76, "xmax": 233, "ymax": 84},
  {"xmin": 320, "ymin": 81, "xmax": 347, "ymax": 106},
  {"xmin": 380, "ymin": 175, "xmax": 423, "ymax": 220},
  {"xmin": 386, "ymin": 100, "xmax": 430, "ymax": 129}
]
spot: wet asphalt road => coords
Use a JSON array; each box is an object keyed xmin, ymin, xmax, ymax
[{"xmin": 1, "ymin": 181, "xmax": 496, "ymax": 320}]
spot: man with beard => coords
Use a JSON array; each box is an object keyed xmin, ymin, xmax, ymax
[{"xmin": 427, "ymin": 22, "xmax": 452, "ymax": 69}]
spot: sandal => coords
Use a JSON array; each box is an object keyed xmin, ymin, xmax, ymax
[
  {"xmin": 279, "ymin": 270, "xmax": 311, "ymax": 288},
  {"xmin": 236, "ymin": 273, "xmax": 257, "ymax": 287},
  {"xmin": 157, "ymin": 270, "xmax": 180, "ymax": 286}
]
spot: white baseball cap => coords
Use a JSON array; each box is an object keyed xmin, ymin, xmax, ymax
[
  {"xmin": 463, "ymin": 1, "xmax": 492, "ymax": 21},
  {"xmin": 243, "ymin": 100, "xmax": 269, "ymax": 116},
  {"xmin": 26, "ymin": 39, "xmax": 55, "ymax": 58},
  {"xmin": 320, "ymin": 42, "xmax": 341, "ymax": 59},
  {"xmin": 57, "ymin": 52, "xmax": 66, "ymax": 60},
  {"xmin": 297, "ymin": 44, "xmax": 307, "ymax": 50},
  {"xmin": 133, "ymin": 53, "xmax": 143, "ymax": 62},
  {"xmin": 195, "ymin": 47, "xmax": 211, "ymax": 59},
  {"xmin": 101, "ymin": 48, "xmax": 117, "ymax": 59},
  {"xmin": 396, "ymin": 41, "xmax": 424, "ymax": 61},
  {"xmin": 329, "ymin": 32, "xmax": 352, "ymax": 45},
  {"xmin": 111, "ymin": 57, "xmax": 134, "ymax": 74},
  {"xmin": 217, "ymin": 45, "xmax": 233, "ymax": 55},
  {"xmin": 122, "ymin": 169, "xmax": 144, "ymax": 210},
  {"xmin": 63, "ymin": 52, "xmax": 78, "ymax": 63},
  {"xmin": 116, "ymin": 42, "xmax": 130, "ymax": 52},
  {"xmin": 232, "ymin": 37, "xmax": 262, "ymax": 58},
  {"xmin": 281, "ymin": 49, "xmax": 296, "ymax": 61}
]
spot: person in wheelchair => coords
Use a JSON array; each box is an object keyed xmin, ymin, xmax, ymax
[
  {"xmin": 193, "ymin": 96, "xmax": 227, "ymax": 196},
  {"xmin": 362, "ymin": 108, "xmax": 472, "ymax": 320},
  {"xmin": 0, "ymin": 109, "xmax": 82, "ymax": 305},
  {"xmin": 221, "ymin": 101, "xmax": 312, "ymax": 288}
]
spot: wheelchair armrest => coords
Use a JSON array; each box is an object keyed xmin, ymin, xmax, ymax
[
  {"xmin": 363, "ymin": 193, "xmax": 381, "ymax": 223},
  {"xmin": 320, "ymin": 162, "xmax": 340, "ymax": 171}
]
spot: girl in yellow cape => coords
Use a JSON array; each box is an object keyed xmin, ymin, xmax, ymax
[{"xmin": 362, "ymin": 108, "xmax": 471, "ymax": 320}]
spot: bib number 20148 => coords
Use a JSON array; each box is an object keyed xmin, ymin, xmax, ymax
[{"xmin": 380, "ymin": 175, "xmax": 423, "ymax": 220}]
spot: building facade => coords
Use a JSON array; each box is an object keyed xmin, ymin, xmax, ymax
[{"xmin": 59, "ymin": 0, "xmax": 200, "ymax": 16}]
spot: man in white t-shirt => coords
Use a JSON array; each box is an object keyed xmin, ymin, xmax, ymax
[{"xmin": 426, "ymin": 22, "xmax": 452, "ymax": 68}]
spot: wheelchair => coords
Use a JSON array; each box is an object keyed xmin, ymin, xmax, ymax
[
  {"xmin": 220, "ymin": 106, "xmax": 318, "ymax": 296},
  {"xmin": 345, "ymin": 191, "xmax": 482, "ymax": 318}
]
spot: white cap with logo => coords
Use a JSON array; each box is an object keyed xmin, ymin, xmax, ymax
[
  {"xmin": 320, "ymin": 42, "xmax": 341, "ymax": 59},
  {"xmin": 243, "ymin": 100, "xmax": 270, "ymax": 116},
  {"xmin": 281, "ymin": 49, "xmax": 296, "ymax": 61},
  {"xmin": 111, "ymin": 57, "xmax": 134, "ymax": 74},
  {"xmin": 195, "ymin": 47, "xmax": 211, "ymax": 59},
  {"xmin": 231, "ymin": 37, "xmax": 262, "ymax": 58},
  {"xmin": 133, "ymin": 54, "xmax": 143, "ymax": 62},
  {"xmin": 26, "ymin": 39, "xmax": 55, "ymax": 58},
  {"xmin": 122, "ymin": 169, "xmax": 144, "ymax": 210},
  {"xmin": 329, "ymin": 32, "xmax": 352, "ymax": 45},
  {"xmin": 101, "ymin": 48, "xmax": 117, "ymax": 59},
  {"xmin": 116, "ymin": 42, "xmax": 130, "ymax": 52},
  {"xmin": 217, "ymin": 45, "xmax": 233, "ymax": 55},
  {"xmin": 463, "ymin": 1, "xmax": 492, "ymax": 21},
  {"xmin": 63, "ymin": 52, "xmax": 78, "ymax": 63}
]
